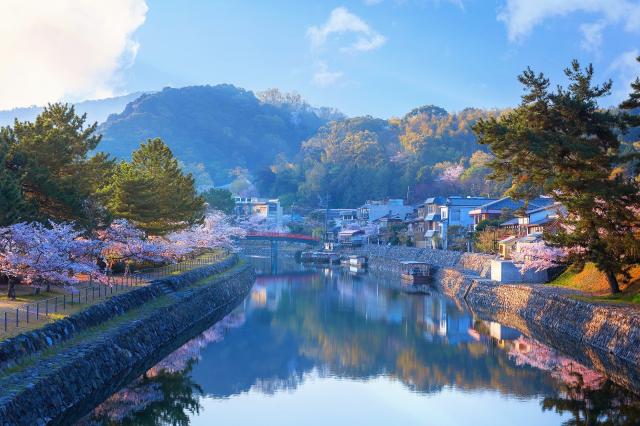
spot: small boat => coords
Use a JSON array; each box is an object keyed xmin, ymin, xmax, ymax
[{"xmin": 400, "ymin": 261, "xmax": 432, "ymax": 284}]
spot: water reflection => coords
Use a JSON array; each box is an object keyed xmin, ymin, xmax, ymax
[{"xmin": 80, "ymin": 257, "xmax": 640, "ymax": 425}]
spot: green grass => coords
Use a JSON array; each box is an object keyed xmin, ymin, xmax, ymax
[
  {"xmin": 0, "ymin": 291, "xmax": 62, "ymax": 303},
  {"xmin": 549, "ymin": 262, "xmax": 640, "ymax": 306}
]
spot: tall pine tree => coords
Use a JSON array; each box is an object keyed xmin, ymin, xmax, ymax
[
  {"xmin": 474, "ymin": 61, "xmax": 640, "ymax": 293},
  {"xmin": 104, "ymin": 138, "xmax": 205, "ymax": 235}
]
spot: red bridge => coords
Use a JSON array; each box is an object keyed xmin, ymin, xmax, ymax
[{"xmin": 245, "ymin": 232, "xmax": 319, "ymax": 244}]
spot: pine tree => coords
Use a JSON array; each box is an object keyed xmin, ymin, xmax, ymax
[
  {"xmin": 0, "ymin": 131, "xmax": 29, "ymax": 225},
  {"xmin": 473, "ymin": 61, "xmax": 640, "ymax": 293},
  {"xmin": 104, "ymin": 138, "xmax": 205, "ymax": 235},
  {"xmin": 5, "ymin": 103, "xmax": 111, "ymax": 227}
]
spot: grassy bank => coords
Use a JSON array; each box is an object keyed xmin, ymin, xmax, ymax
[{"xmin": 549, "ymin": 263, "xmax": 640, "ymax": 305}]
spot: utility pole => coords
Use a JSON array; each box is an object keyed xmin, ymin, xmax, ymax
[{"xmin": 323, "ymin": 191, "xmax": 330, "ymax": 245}]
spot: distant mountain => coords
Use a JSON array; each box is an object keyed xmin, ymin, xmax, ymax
[
  {"xmin": 97, "ymin": 85, "xmax": 339, "ymax": 185},
  {"xmin": 0, "ymin": 92, "xmax": 144, "ymax": 127}
]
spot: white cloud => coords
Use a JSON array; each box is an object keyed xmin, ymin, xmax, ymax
[
  {"xmin": 307, "ymin": 7, "xmax": 386, "ymax": 52},
  {"xmin": 579, "ymin": 21, "xmax": 606, "ymax": 52},
  {"xmin": 497, "ymin": 0, "xmax": 640, "ymax": 48},
  {"xmin": 0, "ymin": 0, "xmax": 148, "ymax": 109},
  {"xmin": 312, "ymin": 62, "xmax": 344, "ymax": 87},
  {"xmin": 609, "ymin": 49, "xmax": 640, "ymax": 104}
]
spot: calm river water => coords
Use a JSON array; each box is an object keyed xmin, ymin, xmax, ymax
[{"xmin": 79, "ymin": 256, "xmax": 640, "ymax": 425}]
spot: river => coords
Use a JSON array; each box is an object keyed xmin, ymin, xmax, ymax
[{"xmin": 78, "ymin": 255, "xmax": 640, "ymax": 425}]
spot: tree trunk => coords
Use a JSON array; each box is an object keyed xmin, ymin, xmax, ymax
[
  {"xmin": 605, "ymin": 270, "xmax": 621, "ymax": 294},
  {"xmin": 7, "ymin": 278, "xmax": 16, "ymax": 300}
]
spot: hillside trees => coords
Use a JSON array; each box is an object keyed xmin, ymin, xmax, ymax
[
  {"xmin": 474, "ymin": 60, "xmax": 640, "ymax": 293},
  {"xmin": 102, "ymin": 138, "xmax": 205, "ymax": 235}
]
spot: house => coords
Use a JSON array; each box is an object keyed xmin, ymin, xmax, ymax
[
  {"xmin": 469, "ymin": 197, "xmax": 554, "ymax": 230},
  {"xmin": 439, "ymin": 196, "xmax": 497, "ymax": 249},
  {"xmin": 338, "ymin": 229, "xmax": 365, "ymax": 247},
  {"xmin": 418, "ymin": 197, "xmax": 446, "ymax": 248},
  {"xmin": 500, "ymin": 202, "xmax": 565, "ymax": 237},
  {"xmin": 357, "ymin": 199, "xmax": 413, "ymax": 225}
]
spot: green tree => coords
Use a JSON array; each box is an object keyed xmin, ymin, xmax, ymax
[
  {"xmin": 201, "ymin": 188, "xmax": 235, "ymax": 214},
  {"xmin": 0, "ymin": 131, "xmax": 29, "ymax": 225},
  {"xmin": 473, "ymin": 61, "xmax": 640, "ymax": 293},
  {"xmin": 104, "ymin": 138, "xmax": 205, "ymax": 235},
  {"xmin": 4, "ymin": 103, "xmax": 111, "ymax": 227}
]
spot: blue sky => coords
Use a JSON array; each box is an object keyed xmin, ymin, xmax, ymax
[{"xmin": 2, "ymin": 0, "xmax": 639, "ymax": 117}]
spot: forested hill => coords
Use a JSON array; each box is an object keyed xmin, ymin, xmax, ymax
[
  {"xmin": 98, "ymin": 85, "xmax": 341, "ymax": 186},
  {"xmin": 268, "ymin": 106, "xmax": 504, "ymax": 207},
  {"xmin": 97, "ymin": 84, "xmax": 504, "ymax": 206}
]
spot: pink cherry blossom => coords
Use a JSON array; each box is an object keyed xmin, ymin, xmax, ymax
[{"xmin": 511, "ymin": 241, "xmax": 568, "ymax": 273}]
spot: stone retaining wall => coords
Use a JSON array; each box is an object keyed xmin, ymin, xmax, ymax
[{"xmin": 0, "ymin": 258, "xmax": 255, "ymax": 425}]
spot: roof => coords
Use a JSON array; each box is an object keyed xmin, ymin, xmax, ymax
[
  {"xmin": 400, "ymin": 261, "xmax": 428, "ymax": 265},
  {"xmin": 425, "ymin": 196, "xmax": 446, "ymax": 205},
  {"xmin": 525, "ymin": 202, "xmax": 565, "ymax": 215},
  {"xmin": 498, "ymin": 235, "xmax": 518, "ymax": 244},
  {"xmin": 424, "ymin": 213, "xmax": 441, "ymax": 222},
  {"xmin": 446, "ymin": 196, "xmax": 497, "ymax": 207},
  {"xmin": 338, "ymin": 229, "xmax": 365, "ymax": 236},
  {"xmin": 500, "ymin": 218, "xmax": 519, "ymax": 226}
]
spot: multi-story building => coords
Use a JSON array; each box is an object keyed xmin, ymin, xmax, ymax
[{"xmin": 439, "ymin": 196, "xmax": 497, "ymax": 249}]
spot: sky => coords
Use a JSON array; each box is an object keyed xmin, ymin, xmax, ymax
[{"xmin": 1, "ymin": 0, "xmax": 639, "ymax": 117}]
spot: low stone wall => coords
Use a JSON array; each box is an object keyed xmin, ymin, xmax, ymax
[
  {"xmin": 339, "ymin": 244, "xmax": 462, "ymax": 273},
  {"xmin": 0, "ymin": 258, "xmax": 255, "ymax": 425}
]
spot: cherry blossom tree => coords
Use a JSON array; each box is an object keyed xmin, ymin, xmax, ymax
[
  {"xmin": 166, "ymin": 211, "xmax": 246, "ymax": 258},
  {"xmin": 0, "ymin": 221, "xmax": 104, "ymax": 298},
  {"xmin": 97, "ymin": 219, "xmax": 170, "ymax": 277},
  {"xmin": 438, "ymin": 164, "xmax": 464, "ymax": 183},
  {"xmin": 511, "ymin": 241, "xmax": 569, "ymax": 273}
]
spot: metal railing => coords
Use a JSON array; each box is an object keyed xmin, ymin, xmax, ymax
[{"xmin": 1, "ymin": 251, "xmax": 227, "ymax": 336}]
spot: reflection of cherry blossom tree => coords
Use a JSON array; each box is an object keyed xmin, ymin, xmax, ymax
[
  {"xmin": 82, "ymin": 313, "xmax": 245, "ymax": 425},
  {"xmin": 508, "ymin": 336, "xmax": 606, "ymax": 395},
  {"xmin": 0, "ymin": 221, "xmax": 104, "ymax": 298}
]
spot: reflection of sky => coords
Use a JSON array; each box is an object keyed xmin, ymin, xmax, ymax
[
  {"xmin": 87, "ymin": 257, "xmax": 638, "ymax": 424},
  {"xmin": 191, "ymin": 373, "xmax": 569, "ymax": 426}
]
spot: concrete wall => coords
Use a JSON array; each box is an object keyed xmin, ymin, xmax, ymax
[
  {"xmin": 0, "ymin": 258, "xmax": 255, "ymax": 425},
  {"xmin": 490, "ymin": 260, "xmax": 548, "ymax": 283}
]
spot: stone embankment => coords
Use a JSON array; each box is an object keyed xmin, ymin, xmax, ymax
[
  {"xmin": 0, "ymin": 255, "xmax": 255, "ymax": 426},
  {"xmin": 340, "ymin": 244, "xmax": 640, "ymax": 389},
  {"xmin": 440, "ymin": 252, "xmax": 640, "ymax": 392}
]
